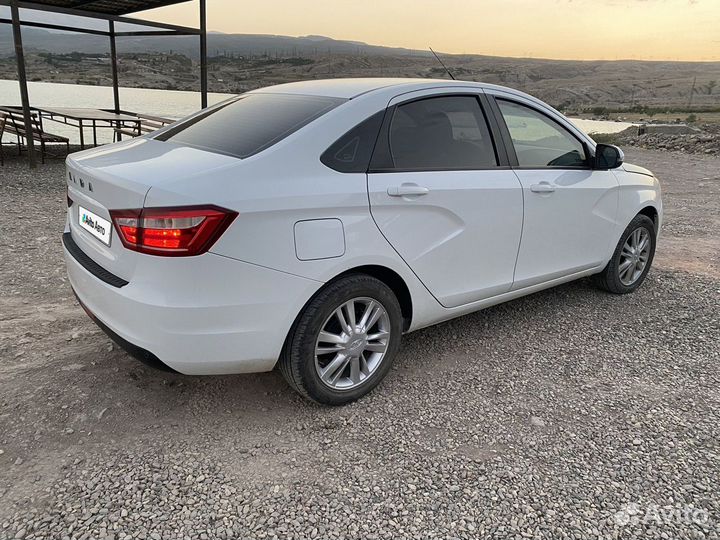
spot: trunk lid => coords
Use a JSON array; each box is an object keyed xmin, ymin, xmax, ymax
[{"xmin": 66, "ymin": 138, "xmax": 238, "ymax": 280}]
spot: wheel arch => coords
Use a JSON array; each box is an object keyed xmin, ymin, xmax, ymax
[
  {"xmin": 276, "ymin": 264, "xmax": 414, "ymax": 373},
  {"xmin": 637, "ymin": 205, "xmax": 660, "ymax": 231},
  {"xmin": 602, "ymin": 200, "xmax": 661, "ymax": 272},
  {"xmin": 332, "ymin": 265, "xmax": 413, "ymax": 332},
  {"xmin": 285, "ymin": 264, "xmax": 413, "ymax": 340}
]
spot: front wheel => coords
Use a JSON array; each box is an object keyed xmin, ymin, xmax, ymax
[
  {"xmin": 279, "ymin": 274, "xmax": 403, "ymax": 405},
  {"xmin": 595, "ymin": 214, "xmax": 657, "ymax": 294}
]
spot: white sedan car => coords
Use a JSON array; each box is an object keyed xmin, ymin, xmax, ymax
[{"xmin": 64, "ymin": 78, "xmax": 662, "ymax": 405}]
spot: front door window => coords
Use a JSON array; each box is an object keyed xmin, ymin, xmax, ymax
[{"xmin": 497, "ymin": 100, "xmax": 587, "ymax": 168}]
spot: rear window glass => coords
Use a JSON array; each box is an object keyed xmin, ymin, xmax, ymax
[{"xmin": 155, "ymin": 93, "xmax": 345, "ymax": 159}]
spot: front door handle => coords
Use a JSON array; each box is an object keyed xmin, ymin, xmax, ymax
[
  {"xmin": 387, "ymin": 184, "xmax": 430, "ymax": 197},
  {"xmin": 530, "ymin": 182, "xmax": 556, "ymax": 193}
]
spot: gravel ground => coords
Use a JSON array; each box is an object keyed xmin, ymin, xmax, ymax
[{"xmin": 0, "ymin": 146, "xmax": 718, "ymax": 539}]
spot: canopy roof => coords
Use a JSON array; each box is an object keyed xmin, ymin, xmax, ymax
[
  {"xmin": 5, "ymin": 0, "xmax": 192, "ymax": 17},
  {"xmin": 2, "ymin": 0, "xmax": 207, "ymax": 167},
  {"xmin": 0, "ymin": 1, "xmax": 199, "ymax": 33}
]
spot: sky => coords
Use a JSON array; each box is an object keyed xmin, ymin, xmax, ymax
[{"xmin": 133, "ymin": 0, "xmax": 720, "ymax": 61}]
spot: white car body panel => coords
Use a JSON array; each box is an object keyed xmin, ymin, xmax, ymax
[
  {"xmin": 613, "ymin": 167, "xmax": 663, "ymax": 240},
  {"xmin": 368, "ymin": 169, "xmax": 524, "ymax": 307},
  {"xmin": 510, "ymin": 168, "xmax": 619, "ymax": 289},
  {"xmin": 62, "ymin": 78, "xmax": 662, "ymax": 375}
]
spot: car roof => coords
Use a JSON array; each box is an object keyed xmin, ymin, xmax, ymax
[
  {"xmin": 246, "ymin": 77, "xmax": 596, "ymax": 150},
  {"xmin": 248, "ymin": 77, "xmax": 491, "ymax": 99}
]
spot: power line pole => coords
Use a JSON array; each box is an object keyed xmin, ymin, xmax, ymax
[{"xmin": 688, "ymin": 76, "xmax": 696, "ymax": 109}]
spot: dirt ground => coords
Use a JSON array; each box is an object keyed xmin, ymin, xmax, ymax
[{"xmin": 0, "ymin": 147, "xmax": 718, "ymax": 539}]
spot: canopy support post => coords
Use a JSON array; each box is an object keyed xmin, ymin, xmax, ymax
[
  {"xmin": 109, "ymin": 20, "xmax": 120, "ymax": 113},
  {"xmin": 199, "ymin": 0, "xmax": 208, "ymax": 108},
  {"xmin": 10, "ymin": 0, "xmax": 36, "ymax": 167}
]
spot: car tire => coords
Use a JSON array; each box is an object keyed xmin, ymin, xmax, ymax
[
  {"xmin": 279, "ymin": 274, "xmax": 403, "ymax": 406},
  {"xmin": 595, "ymin": 214, "xmax": 656, "ymax": 294}
]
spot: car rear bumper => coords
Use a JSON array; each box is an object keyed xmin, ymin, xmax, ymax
[
  {"xmin": 73, "ymin": 290, "xmax": 179, "ymax": 373},
  {"xmin": 63, "ymin": 232, "xmax": 322, "ymax": 375}
]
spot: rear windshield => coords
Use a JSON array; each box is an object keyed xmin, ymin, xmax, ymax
[{"xmin": 155, "ymin": 93, "xmax": 345, "ymax": 159}]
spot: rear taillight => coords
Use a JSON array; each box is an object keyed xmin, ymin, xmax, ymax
[
  {"xmin": 110, "ymin": 205, "xmax": 238, "ymax": 257},
  {"xmin": 67, "ymin": 186, "xmax": 73, "ymax": 207}
]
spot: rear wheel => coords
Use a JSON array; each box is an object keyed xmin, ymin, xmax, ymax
[
  {"xmin": 595, "ymin": 214, "xmax": 656, "ymax": 294},
  {"xmin": 279, "ymin": 275, "xmax": 403, "ymax": 405}
]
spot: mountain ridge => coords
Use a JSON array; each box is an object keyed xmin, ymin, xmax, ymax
[{"xmin": 0, "ymin": 25, "xmax": 433, "ymax": 59}]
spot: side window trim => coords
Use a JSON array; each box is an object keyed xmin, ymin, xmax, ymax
[
  {"xmin": 484, "ymin": 94, "xmax": 519, "ymax": 167},
  {"xmin": 368, "ymin": 93, "xmax": 510, "ymax": 173},
  {"xmin": 489, "ymin": 95, "xmax": 592, "ymax": 170},
  {"xmin": 478, "ymin": 92, "xmax": 511, "ymax": 167},
  {"xmin": 368, "ymin": 103, "xmax": 395, "ymax": 171}
]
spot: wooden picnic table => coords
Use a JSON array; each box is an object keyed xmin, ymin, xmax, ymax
[
  {"xmin": 0, "ymin": 106, "xmax": 70, "ymax": 164},
  {"xmin": 34, "ymin": 107, "xmax": 142, "ymax": 149}
]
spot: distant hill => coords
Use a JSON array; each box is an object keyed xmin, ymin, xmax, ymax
[
  {"xmin": 0, "ymin": 25, "xmax": 432, "ymax": 58},
  {"xmin": 2, "ymin": 22, "xmax": 719, "ymax": 112}
]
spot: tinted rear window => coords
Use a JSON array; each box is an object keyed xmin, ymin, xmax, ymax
[
  {"xmin": 155, "ymin": 94, "xmax": 345, "ymax": 159},
  {"xmin": 388, "ymin": 96, "xmax": 497, "ymax": 170}
]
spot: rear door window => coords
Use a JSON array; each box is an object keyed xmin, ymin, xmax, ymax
[
  {"xmin": 385, "ymin": 96, "xmax": 497, "ymax": 170},
  {"xmin": 156, "ymin": 93, "xmax": 344, "ymax": 159}
]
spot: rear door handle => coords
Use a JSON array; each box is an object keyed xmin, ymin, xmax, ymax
[
  {"xmin": 387, "ymin": 184, "xmax": 430, "ymax": 197},
  {"xmin": 530, "ymin": 182, "xmax": 556, "ymax": 193}
]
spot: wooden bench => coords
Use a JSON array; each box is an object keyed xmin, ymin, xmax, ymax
[
  {"xmin": 114, "ymin": 113, "xmax": 174, "ymax": 140},
  {"xmin": 0, "ymin": 108, "xmax": 70, "ymax": 164}
]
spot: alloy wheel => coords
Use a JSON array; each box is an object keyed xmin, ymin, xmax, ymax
[
  {"xmin": 314, "ymin": 297, "xmax": 391, "ymax": 390},
  {"xmin": 618, "ymin": 227, "xmax": 651, "ymax": 286}
]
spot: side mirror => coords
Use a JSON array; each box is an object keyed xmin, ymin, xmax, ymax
[{"xmin": 594, "ymin": 143, "xmax": 624, "ymax": 169}]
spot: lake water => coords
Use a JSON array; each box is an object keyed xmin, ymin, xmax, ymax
[
  {"xmin": 0, "ymin": 79, "xmax": 233, "ymax": 145},
  {"xmin": 569, "ymin": 118, "xmax": 636, "ymax": 135},
  {"xmin": 0, "ymin": 79, "xmax": 635, "ymax": 145}
]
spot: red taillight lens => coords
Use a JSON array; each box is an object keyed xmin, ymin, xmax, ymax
[{"xmin": 110, "ymin": 206, "xmax": 238, "ymax": 257}]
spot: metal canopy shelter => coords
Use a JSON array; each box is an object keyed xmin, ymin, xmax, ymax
[{"xmin": 0, "ymin": 0, "xmax": 208, "ymax": 167}]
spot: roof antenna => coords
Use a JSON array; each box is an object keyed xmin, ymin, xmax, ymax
[{"xmin": 429, "ymin": 47, "xmax": 456, "ymax": 80}]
